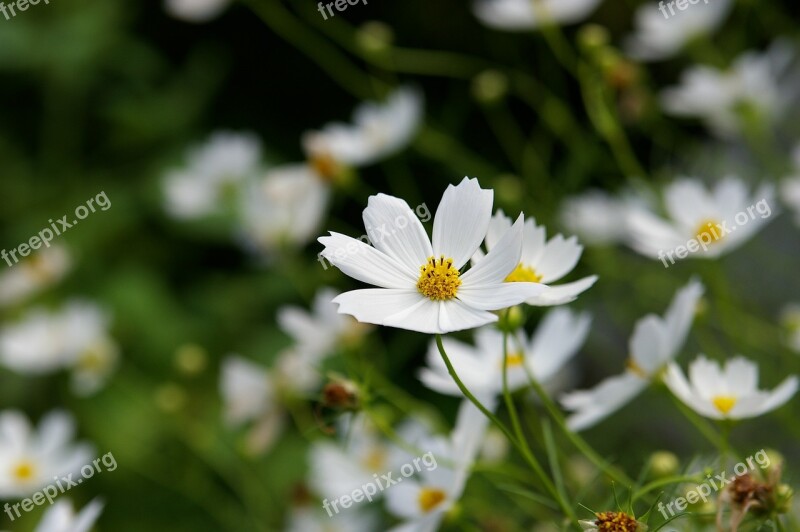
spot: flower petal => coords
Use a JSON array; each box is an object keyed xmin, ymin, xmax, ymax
[
  {"xmin": 332, "ymin": 289, "xmax": 431, "ymax": 330},
  {"xmin": 461, "ymin": 214, "xmax": 524, "ymax": 286},
  {"xmin": 437, "ymin": 299, "xmax": 499, "ymax": 333},
  {"xmin": 457, "ymin": 283, "xmax": 545, "ymax": 311},
  {"xmin": 562, "ymin": 373, "xmax": 648, "ymax": 431},
  {"xmin": 533, "ymin": 234, "xmax": 583, "ymax": 283},
  {"xmin": 525, "ymin": 276, "xmax": 597, "ymax": 306},
  {"xmin": 319, "ymin": 232, "xmax": 416, "ymax": 288},
  {"xmin": 363, "ymin": 193, "xmax": 433, "ymax": 272},
  {"xmin": 432, "ymin": 177, "xmax": 493, "ymax": 268}
]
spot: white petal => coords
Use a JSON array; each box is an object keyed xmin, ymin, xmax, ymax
[
  {"xmin": 461, "ymin": 214, "xmax": 524, "ymax": 286},
  {"xmin": 562, "ymin": 373, "xmax": 648, "ymax": 431},
  {"xmin": 528, "ymin": 309, "xmax": 591, "ymax": 382},
  {"xmin": 723, "ymin": 356, "xmax": 759, "ymax": 395},
  {"xmin": 457, "ymin": 283, "xmax": 545, "ymax": 311},
  {"xmin": 662, "ymin": 279, "xmax": 704, "ymax": 356},
  {"xmin": 432, "ymin": 177, "xmax": 493, "ymax": 268},
  {"xmin": 332, "ymin": 289, "xmax": 443, "ymax": 333},
  {"xmin": 756, "ymin": 376, "xmax": 799, "ymax": 416},
  {"xmin": 533, "ymin": 234, "xmax": 583, "ymax": 283},
  {"xmin": 525, "ymin": 276, "xmax": 597, "ymax": 306},
  {"xmin": 629, "ymin": 315, "xmax": 668, "ymax": 375},
  {"xmin": 663, "ymin": 362, "xmax": 722, "ymax": 419},
  {"xmin": 485, "ymin": 210, "xmax": 512, "ymax": 251},
  {"xmin": 437, "ymin": 299, "xmax": 499, "ymax": 333},
  {"xmin": 319, "ymin": 232, "xmax": 416, "ymax": 288},
  {"xmin": 363, "ymin": 193, "xmax": 433, "ymax": 271}
]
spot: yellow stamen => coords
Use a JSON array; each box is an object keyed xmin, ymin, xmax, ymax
[
  {"xmin": 310, "ymin": 152, "xmax": 342, "ymax": 182},
  {"xmin": 417, "ymin": 256, "xmax": 461, "ymax": 301},
  {"xmin": 594, "ymin": 511, "xmax": 640, "ymax": 532},
  {"xmin": 695, "ymin": 219, "xmax": 725, "ymax": 244},
  {"xmin": 504, "ymin": 263, "xmax": 542, "ymax": 283},
  {"xmin": 712, "ymin": 395, "xmax": 737, "ymax": 415},
  {"xmin": 418, "ymin": 487, "xmax": 447, "ymax": 513},
  {"xmin": 12, "ymin": 460, "xmax": 36, "ymax": 482},
  {"xmin": 502, "ymin": 352, "xmax": 525, "ymax": 369},
  {"xmin": 626, "ymin": 358, "xmax": 648, "ymax": 379}
]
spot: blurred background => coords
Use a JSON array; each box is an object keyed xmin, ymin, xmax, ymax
[{"xmin": 0, "ymin": 0, "xmax": 799, "ymax": 530}]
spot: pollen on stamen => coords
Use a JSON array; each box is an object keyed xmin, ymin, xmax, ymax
[
  {"xmin": 695, "ymin": 219, "xmax": 725, "ymax": 244},
  {"xmin": 417, "ymin": 256, "xmax": 461, "ymax": 301},
  {"xmin": 712, "ymin": 395, "xmax": 737, "ymax": 415},
  {"xmin": 505, "ymin": 263, "xmax": 542, "ymax": 283},
  {"xmin": 418, "ymin": 487, "xmax": 447, "ymax": 513}
]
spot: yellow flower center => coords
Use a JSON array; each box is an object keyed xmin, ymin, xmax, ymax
[
  {"xmin": 695, "ymin": 219, "xmax": 725, "ymax": 244},
  {"xmin": 501, "ymin": 352, "xmax": 525, "ymax": 369},
  {"xmin": 12, "ymin": 460, "xmax": 36, "ymax": 482},
  {"xmin": 362, "ymin": 449, "xmax": 387, "ymax": 472},
  {"xmin": 712, "ymin": 395, "xmax": 737, "ymax": 415},
  {"xmin": 594, "ymin": 511, "xmax": 640, "ymax": 532},
  {"xmin": 504, "ymin": 263, "xmax": 542, "ymax": 283},
  {"xmin": 417, "ymin": 256, "xmax": 461, "ymax": 301},
  {"xmin": 418, "ymin": 487, "xmax": 447, "ymax": 513},
  {"xmin": 309, "ymin": 152, "xmax": 343, "ymax": 182},
  {"xmin": 626, "ymin": 357, "xmax": 649, "ymax": 379}
]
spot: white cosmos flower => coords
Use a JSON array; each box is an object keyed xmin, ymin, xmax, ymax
[
  {"xmin": 624, "ymin": 0, "xmax": 731, "ymax": 62},
  {"xmin": 475, "ymin": 211, "xmax": 597, "ymax": 306},
  {"xmin": 302, "ymin": 87, "xmax": 423, "ymax": 168},
  {"xmin": 561, "ymin": 280, "xmax": 703, "ymax": 431},
  {"xmin": 660, "ymin": 41, "xmax": 797, "ymax": 137},
  {"xmin": 664, "ymin": 356, "xmax": 798, "ymax": 420},
  {"xmin": 385, "ymin": 397, "xmax": 495, "ymax": 532},
  {"xmin": 277, "ymin": 287, "xmax": 371, "ymax": 361},
  {"xmin": 559, "ymin": 189, "xmax": 651, "ymax": 246},
  {"xmin": 626, "ymin": 177, "xmax": 775, "ymax": 262},
  {"xmin": 0, "ymin": 246, "xmax": 71, "ymax": 309},
  {"xmin": 238, "ymin": 164, "xmax": 331, "ymax": 253},
  {"xmin": 473, "ymin": 0, "xmax": 602, "ymax": 31},
  {"xmin": 0, "ymin": 301, "xmax": 118, "ymax": 396},
  {"xmin": 164, "ymin": 0, "xmax": 230, "ymax": 23},
  {"xmin": 33, "ymin": 498, "xmax": 104, "ymax": 532},
  {"xmin": 220, "ymin": 356, "xmax": 284, "ymax": 454},
  {"xmin": 319, "ymin": 178, "xmax": 547, "ymax": 334},
  {"xmin": 0, "ymin": 411, "xmax": 93, "ymax": 498},
  {"xmin": 164, "ymin": 131, "xmax": 261, "ymax": 219},
  {"xmin": 780, "ymin": 304, "xmax": 800, "ymax": 354},
  {"xmin": 419, "ymin": 309, "xmax": 591, "ymax": 396}
]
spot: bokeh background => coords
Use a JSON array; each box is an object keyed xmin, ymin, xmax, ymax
[{"xmin": 1, "ymin": 0, "xmax": 799, "ymax": 530}]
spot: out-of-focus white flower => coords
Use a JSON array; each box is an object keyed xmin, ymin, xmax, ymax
[
  {"xmin": 277, "ymin": 288, "xmax": 372, "ymax": 361},
  {"xmin": 34, "ymin": 498, "xmax": 104, "ymax": 532},
  {"xmin": 164, "ymin": 0, "xmax": 230, "ymax": 23},
  {"xmin": 164, "ymin": 131, "xmax": 261, "ymax": 219},
  {"xmin": 238, "ymin": 164, "xmax": 331, "ymax": 253},
  {"xmin": 660, "ymin": 42, "xmax": 797, "ymax": 137},
  {"xmin": 0, "ymin": 301, "xmax": 118, "ymax": 396},
  {"xmin": 385, "ymin": 397, "xmax": 495, "ymax": 532},
  {"xmin": 319, "ymin": 178, "xmax": 546, "ymax": 334},
  {"xmin": 309, "ymin": 415, "xmax": 393, "ymax": 503},
  {"xmin": 781, "ymin": 144, "xmax": 800, "ymax": 226},
  {"xmin": 220, "ymin": 356, "xmax": 284, "ymax": 454},
  {"xmin": 626, "ymin": 177, "xmax": 774, "ymax": 262},
  {"xmin": 562, "ymin": 280, "xmax": 703, "ymax": 431},
  {"xmin": 302, "ymin": 87, "xmax": 422, "ymax": 168},
  {"xmin": 473, "ymin": 0, "xmax": 602, "ymax": 31},
  {"xmin": 0, "ymin": 246, "xmax": 71, "ymax": 309},
  {"xmin": 664, "ymin": 356, "xmax": 798, "ymax": 420},
  {"xmin": 285, "ymin": 505, "xmax": 377, "ymax": 532},
  {"xmin": 0, "ymin": 411, "xmax": 93, "ymax": 498},
  {"xmin": 780, "ymin": 304, "xmax": 800, "ymax": 353},
  {"xmin": 559, "ymin": 190, "xmax": 643, "ymax": 246},
  {"xmin": 475, "ymin": 211, "xmax": 597, "ymax": 305},
  {"xmin": 419, "ymin": 309, "xmax": 591, "ymax": 396},
  {"xmin": 625, "ymin": 0, "xmax": 731, "ymax": 62}
]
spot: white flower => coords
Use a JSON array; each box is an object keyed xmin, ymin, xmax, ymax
[
  {"xmin": 664, "ymin": 356, "xmax": 798, "ymax": 420},
  {"xmin": 385, "ymin": 397, "xmax": 494, "ymax": 532},
  {"xmin": 34, "ymin": 498, "xmax": 104, "ymax": 532},
  {"xmin": 624, "ymin": 0, "xmax": 731, "ymax": 62},
  {"xmin": 302, "ymin": 87, "xmax": 423, "ymax": 167},
  {"xmin": 277, "ymin": 287, "xmax": 371, "ymax": 361},
  {"xmin": 419, "ymin": 309, "xmax": 591, "ymax": 396},
  {"xmin": 561, "ymin": 280, "xmax": 703, "ymax": 431},
  {"xmin": 285, "ymin": 506, "xmax": 377, "ymax": 532},
  {"xmin": 0, "ymin": 246, "xmax": 71, "ymax": 309},
  {"xmin": 660, "ymin": 41, "xmax": 797, "ymax": 137},
  {"xmin": 238, "ymin": 164, "xmax": 331, "ymax": 252},
  {"xmin": 475, "ymin": 211, "xmax": 597, "ymax": 305},
  {"xmin": 780, "ymin": 304, "xmax": 800, "ymax": 353},
  {"xmin": 473, "ymin": 0, "xmax": 602, "ymax": 31},
  {"xmin": 626, "ymin": 177, "xmax": 774, "ymax": 262},
  {"xmin": 0, "ymin": 411, "xmax": 93, "ymax": 498},
  {"xmin": 219, "ymin": 356, "xmax": 284, "ymax": 454},
  {"xmin": 318, "ymin": 178, "xmax": 547, "ymax": 334},
  {"xmin": 164, "ymin": 0, "xmax": 230, "ymax": 23},
  {"xmin": 164, "ymin": 131, "xmax": 261, "ymax": 219},
  {"xmin": 559, "ymin": 189, "xmax": 647, "ymax": 246},
  {"xmin": 0, "ymin": 301, "xmax": 118, "ymax": 396}
]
